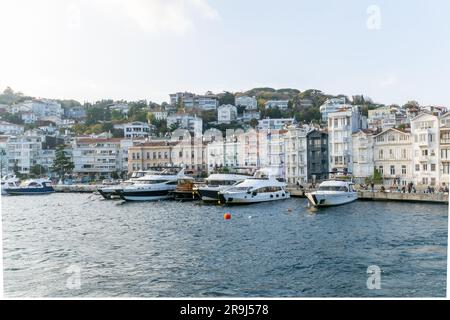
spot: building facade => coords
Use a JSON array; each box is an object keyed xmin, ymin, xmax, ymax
[
  {"xmin": 307, "ymin": 129, "xmax": 329, "ymax": 182},
  {"xmin": 217, "ymin": 104, "xmax": 237, "ymax": 124}
]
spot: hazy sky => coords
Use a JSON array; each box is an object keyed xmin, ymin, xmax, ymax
[{"xmin": 0, "ymin": 0, "xmax": 449, "ymax": 106}]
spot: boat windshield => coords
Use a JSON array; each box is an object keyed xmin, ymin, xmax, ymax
[
  {"xmin": 227, "ymin": 186, "xmax": 250, "ymax": 192},
  {"xmin": 318, "ymin": 185, "xmax": 349, "ymax": 192},
  {"xmin": 206, "ymin": 180, "xmax": 236, "ymax": 186},
  {"xmin": 135, "ymin": 180, "xmax": 171, "ymax": 185}
]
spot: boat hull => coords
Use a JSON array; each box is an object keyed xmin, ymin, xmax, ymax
[
  {"xmin": 197, "ymin": 188, "xmax": 221, "ymax": 202},
  {"xmin": 119, "ymin": 188, "xmax": 174, "ymax": 201},
  {"xmin": 98, "ymin": 187, "xmax": 123, "ymax": 200},
  {"xmin": 220, "ymin": 190, "xmax": 290, "ymax": 204},
  {"xmin": 5, "ymin": 187, "xmax": 54, "ymax": 195},
  {"xmin": 306, "ymin": 192, "xmax": 358, "ymax": 207}
]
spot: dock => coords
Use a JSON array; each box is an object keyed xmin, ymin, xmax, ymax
[
  {"xmin": 54, "ymin": 184, "xmax": 101, "ymax": 193},
  {"xmin": 358, "ymin": 191, "xmax": 448, "ymax": 204}
]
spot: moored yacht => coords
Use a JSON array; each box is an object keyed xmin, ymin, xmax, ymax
[
  {"xmin": 305, "ymin": 180, "xmax": 357, "ymax": 207},
  {"xmin": 197, "ymin": 173, "xmax": 250, "ymax": 202},
  {"xmin": 218, "ymin": 169, "xmax": 290, "ymax": 204},
  {"xmin": 98, "ymin": 170, "xmax": 154, "ymax": 200},
  {"xmin": 5, "ymin": 178, "xmax": 54, "ymax": 195},
  {"xmin": 1, "ymin": 175, "xmax": 21, "ymax": 195},
  {"xmin": 118, "ymin": 168, "xmax": 188, "ymax": 201}
]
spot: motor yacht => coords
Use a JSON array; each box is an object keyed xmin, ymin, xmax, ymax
[
  {"xmin": 197, "ymin": 173, "xmax": 250, "ymax": 203},
  {"xmin": 5, "ymin": 178, "xmax": 54, "ymax": 195},
  {"xmin": 305, "ymin": 180, "xmax": 357, "ymax": 207}
]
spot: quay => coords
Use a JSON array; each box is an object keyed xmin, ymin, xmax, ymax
[{"xmin": 55, "ymin": 185, "xmax": 449, "ymax": 204}]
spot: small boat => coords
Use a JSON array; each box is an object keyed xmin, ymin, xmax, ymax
[
  {"xmin": 305, "ymin": 180, "xmax": 357, "ymax": 207},
  {"xmin": 5, "ymin": 178, "xmax": 54, "ymax": 195},
  {"xmin": 1, "ymin": 175, "xmax": 21, "ymax": 195},
  {"xmin": 218, "ymin": 169, "xmax": 290, "ymax": 204},
  {"xmin": 98, "ymin": 170, "xmax": 151, "ymax": 200},
  {"xmin": 118, "ymin": 168, "xmax": 188, "ymax": 201},
  {"xmin": 197, "ymin": 173, "xmax": 250, "ymax": 203},
  {"xmin": 170, "ymin": 177, "xmax": 200, "ymax": 201}
]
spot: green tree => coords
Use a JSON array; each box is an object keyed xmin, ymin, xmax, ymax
[
  {"xmin": 52, "ymin": 145, "xmax": 74, "ymax": 179},
  {"xmin": 219, "ymin": 92, "xmax": 235, "ymax": 105},
  {"xmin": 249, "ymin": 118, "xmax": 259, "ymax": 128},
  {"xmin": 30, "ymin": 164, "xmax": 47, "ymax": 177}
]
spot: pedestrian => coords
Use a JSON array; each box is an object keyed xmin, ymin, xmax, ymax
[{"xmin": 370, "ymin": 181, "xmax": 375, "ymax": 192}]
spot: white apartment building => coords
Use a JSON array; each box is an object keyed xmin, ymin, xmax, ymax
[
  {"xmin": 217, "ymin": 104, "xmax": 238, "ymax": 124},
  {"xmin": 284, "ymin": 127, "xmax": 308, "ymax": 185},
  {"xmin": 264, "ymin": 100, "xmax": 289, "ymax": 110},
  {"xmin": 21, "ymin": 111, "xmax": 38, "ymax": 124},
  {"xmin": 6, "ymin": 134, "xmax": 43, "ymax": 174},
  {"xmin": 328, "ymin": 106, "xmax": 367, "ymax": 174},
  {"xmin": 352, "ymin": 130, "xmax": 375, "ymax": 183},
  {"xmin": 123, "ymin": 122, "xmax": 151, "ymax": 139},
  {"xmin": 439, "ymin": 113, "xmax": 450, "ymax": 187},
  {"xmin": 242, "ymin": 110, "xmax": 261, "ymax": 122},
  {"xmin": 167, "ymin": 114, "xmax": 203, "ymax": 136},
  {"xmin": 319, "ymin": 97, "xmax": 348, "ymax": 122},
  {"xmin": 235, "ymin": 96, "xmax": 257, "ymax": 110},
  {"xmin": 373, "ymin": 128, "xmax": 413, "ymax": 186},
  {"xmin": 20, "ymin": 99, "xmax": 63, "ymax": 120},
  {"xmin": 411, "ymin": 112, "xmax": 441, "ymax": 187},
  {"xmin": 71, "ymin": 138, "xmax": 125, "ymax": 179},
  {"xmin": 0, "ymin": 121, "xmax": 24, "ymax": 135},
  {"xmin": 196, "ymin": 95, "xmax": 219, "ymax": 110},
  {"xmin": 151, "ymin": 111, "xmax": 168, "ymax": 121},
  {"xmin": 257, "ymin": 118, "xmax": 294, "ymax": 130},
  {"xmin": 0, "ymin": 135, "xmax": 10, "ymax": 176},
  {"xmin": 170, "ymin": 92, "xmax": 218, "ymax": 110}
]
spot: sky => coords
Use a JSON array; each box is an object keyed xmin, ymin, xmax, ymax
[{"xmin": 0, "ymin": 0, "xmax": 449, "ymax": 106}]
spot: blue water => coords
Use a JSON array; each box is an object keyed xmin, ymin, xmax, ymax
[{"xmin": 1, "ymin": 193, "xmax": 448, "ymax": 297}]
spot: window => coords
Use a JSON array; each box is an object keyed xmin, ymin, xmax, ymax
[
  {"xmin": 402, "ymin": 165, "xmax": 407, "ymax": 175},
  {"xmin": 431, "ymin": 178, "xmax": 436, "ymax": 186},
  {"xmin": 422, "ymin": 150, "xmax": 428, "ymax": 156},
  {"xmin": 390, "ymin": 165, "xmax": 395, "ymax": 175},
  {"xmin": 415, "ymin": 164, "xmax": 420, "ymax": 172},
  {"xmin": 423, "ymin": 164, "xmax": 428, "ymax": 171},
  {"xmin": 389, "ymin": 149, "xmax": 394, "ymax": 159},
  {"xmin": 379, "ymin": 149, "xmax": 384, "ymax": 159},
  {"xmin": 401, "ymin": 149, "xmax": 407, "ymax": 159},
  {"xmin": 422, "ymin": 177, "xmax": 429, "ymax": 185},
  {"xmin": 379, "ymin": 166, "xmax": 384, "ymax": 174},
  {"xmin": 431, "ymin": 164, "xmax": 436, "ymax": 172}
]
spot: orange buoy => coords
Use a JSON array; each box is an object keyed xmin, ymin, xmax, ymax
[{"xmin": 224, "ymin": 213, "xmax": 232, "ymax": 220}]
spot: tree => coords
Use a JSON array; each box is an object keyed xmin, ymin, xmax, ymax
[
  {"xmin": 52, "ymin": 145, "xmax": 74, "ymax": 179},
  {"xmin": 219, "ymin": 92, "xmax": 235, "ymax": 105},
  {"xmin": 249, "ymin": 118, "xmax": 259, "ymax": 128},
  {"xmin": 30, "ymin": 164, "xmax": 47, "ymax": 177}
]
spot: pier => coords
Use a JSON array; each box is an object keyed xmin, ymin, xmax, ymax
[
  {"xmin": 358, "ymin": 190, "xmax": 448, "ymax": 204},
  {"xmin": 54, "ymin": 184, "xmax": 100, "ymax": 193}
]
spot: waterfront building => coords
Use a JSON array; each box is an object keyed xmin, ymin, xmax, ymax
[
  {"xmin": 411, "ymin": 112, "xmax": 441, "ymax": 187},
  {"xmin": 6, "ymin": 134, "xmax": 44, "ymax": 175},
  {"xmin": 439, "ymin": 113, "xmax": 450, "ymax": 187},
  {"xmin": 128, "ymin": 140, "xmax": 176, "ymax": 172},
  {"xmin": 284, "ymin": 127, "xmax": 308, "ymax": 185},
  {"xmin": 170, "ymin": 131, "xmax": 208, "ymax": 175},
  {"xmin": 235, "ymin": 96, "xmax": 258, "ymax": 110},
  {"xmin": 72, "ymin": 137, "xmax": 125, "ymax": 179},
  {"xmin": 257, "ymin": 118, "xmax": 295, "ymax": 130},
  {"xmin": 307, "ymin": 129, "xmax": 329, "ymax": 183},
  {"xmin": 327, "ymin": 106, "xmax": 367, "ymax": 174},
  {"xmin": 0, "ymin": 121, "xmax": 24, "ymax": 135},
  {"xmin": 373, "ymin": 128, "xmax": 413, "ymax": 186},
  {"xmin": 264, "ymin": 100, "xmax": 289, "ymax": 110},
  {"xmin": 352, "ymin": 130, "xmax": 375, "ymax": 184},
  {"xmin": 217, "ymin": 104, "xmax": 237, "ymax": 124},
  {"xmin": 0, "ymin": 135, "xmax": 10, "ymax": 176},
  {"xmin": 167, "ymin": 114, "xmax": 203, "ymax": 136},
  {"xmin": 319, "ymin": 97, "xmax": 348, "ymax": 122},
  {"xmin": 123, "ymin": 121, "xmax": 151, "ymax": 139}
]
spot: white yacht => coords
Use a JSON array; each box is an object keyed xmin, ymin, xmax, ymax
[
  {"xmin": 1, "ymin": 175, "xmax": 21, "ymax": 195},
  {"xmin": 197, "ymin": 173, "xmax": 251, "ymax": 202},
  {"xmin": 218, "ymin": 170, "xmax": 290, "ymax": 204},
  {"xmin": 98, "ymin": 170, "xmax": 154, "ymax": 200},
  {"xmin": 305, "ymin": 180, "xmax": 357, "ymax": 207},
  {"xmin": 118, "ymin": 168, "xmax": 188, "ymax": 201}
]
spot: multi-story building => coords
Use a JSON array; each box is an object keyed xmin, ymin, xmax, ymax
[
  {"xmin": 19, "ymin": 99, "xmax": 63, "ymax": 120},
  {"xmin": 257, "ymin": 118, "xmax": 295, "ymax": 130},
  {"xmin": 411, "ymin": 112, "xmax": 441, "ymax": 187},
  {"xmin": 307, "ymin": 129, "xmax": 329, "ymax": 182},
  {"xmin": 319, "ymin": 97, "xmax": 348, "ymax": 122},
  {"xmin": 439, "ymin": 113, "xmax": 450, "ymax": 187},
  {"xmin": 0, "ymin": 135, "xmax": 10, "ymax": 176},
  {"xmin": 128, "ymin": 140, "xmax": 176, "ymax": 172},
  {"xmin": 264, "ymin": 100, "xmax": 289, "ymax": 110},
  {"xmin": 217, "ymin": 104, "xmax": 237, "ymax": 124},
  {"xmin": 167, "ymin": 114, "xmax": 203, "ymax": 136},
  {"xmin": 6, "ymin": 134, "xmax": 43, "ymax": 175},
  {"xmin": 123, "ymin": 122, "xmax": 151, "ymax": 139},
  {"xmin": 373, "ymin": 128, "xmax": 413, "ymax": 186},
  {"xmin": 21, "ymin": 111, "xmax": 38, "ymax": 124},
  {"xmin": 71, "ymin": 138, "xmax": 125, "ymax": 179},
  {"xmin": 242, "ymin": 110, "xmax": 261, "ymax": 122},
  {"xmin": 150, "ymin": 111, "xmax": 168, "ymax": 121},
  {"xmin": 0, "ymin": 121, "xmax": 24, "ymax": 135},
  {"xmin": 64, "ymin": 105, "xmax": 86, "ymax": 120},
  {"xmin": 169, "ymin": 92, "xmax": 218, "ymax": 110},
  {"xmin": 235, "ymin": 96, "xmax": 257, "ymax": 110},
  {"xmin": 327, "ymin": 106, "xmax": 367, "ymax": 174},
  {"xmin": 352, "ymin": 130, "xmax": 375, "ymax": 183},
  {"xmin": 284, "ymin": 127, "xmax": 308, "ymax": 185}
]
